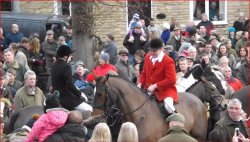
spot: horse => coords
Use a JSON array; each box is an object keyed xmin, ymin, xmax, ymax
[
  {"xmin": 229, "ymin": 85, "xmax": 249, "ymax": 115},
  {"xmin": 93, "ymin": 75, "xmax": 208, "ymax": 142},
  {"xmin": 3, "ymin": 106, "xmax": 44, "ymax": 134},
  {"xmin": 177, "ymin": 64, "xmax": 229, "ymax": 134}
]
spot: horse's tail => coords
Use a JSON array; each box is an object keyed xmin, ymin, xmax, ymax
[{"xmin": 8, "ymin": 111, "xmax": 19, "ymax": 133}]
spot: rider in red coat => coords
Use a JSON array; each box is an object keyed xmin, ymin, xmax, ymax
[{"xmin": 138, "ymin": 38, "xmax": 178, "ymax": 114}]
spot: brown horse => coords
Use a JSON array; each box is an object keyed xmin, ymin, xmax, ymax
[{"xmin": 93, "ymin": 75, "xmax": 208, "ymax": 142}]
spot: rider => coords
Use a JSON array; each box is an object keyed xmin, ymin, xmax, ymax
[
  {"xmin": 137, "ymin": 38, "xmax": 178, "ymax": 114},
  {"xmin": 51, "ymin": 45, "xmax": 92, "ymax": 114}
]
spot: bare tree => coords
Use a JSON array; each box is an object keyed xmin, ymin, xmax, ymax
[{"xmin": 71, "ymin": 2, "xmax": 96, "ymax": 70}]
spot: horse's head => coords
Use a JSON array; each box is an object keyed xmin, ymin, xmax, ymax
[
  {"xmin": 93, "ymin": 75, "xmax": 117, "ymax": 110},
  {"xmin": 203, "ymin": 65, "xmax": 228, "ymax": 95},
  {"xmin": 200, "ymin": 76, "xmax": 228, "ymax": 111}
]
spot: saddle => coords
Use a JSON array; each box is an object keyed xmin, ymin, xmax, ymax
[{"xmin": 147, "ymin": 94, "xmax": 177, "ymax": 120}]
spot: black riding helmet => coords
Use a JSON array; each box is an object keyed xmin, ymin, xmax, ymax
[{"xmin": 56, "ymin": 45, "xmax": 74, "ymax": 58}]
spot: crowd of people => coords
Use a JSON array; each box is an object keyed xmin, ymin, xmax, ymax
[{"xmin": 0, "ymin": 11, "xmax": 249, "ymax": 142}]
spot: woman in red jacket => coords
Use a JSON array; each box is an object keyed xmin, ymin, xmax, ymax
[{"xmin": 138, "ymin": 38, "xmax": 178, "ymax": 114}]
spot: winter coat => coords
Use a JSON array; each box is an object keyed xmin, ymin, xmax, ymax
[
  {"xmin": 208, "ymin": 112, "xmax": 249, "ymax": 142},
  {"xmin": 44, "ymin": 124, "xmax": 86, "ymax": 142},
  {"xmin": 161, "ymin": 29, "xmax": 171, "ymax": 45},
  {"xmin": 197, "ymin": 20, "xmax": 214, "ymax": 35},
  {"xmin": 123, "ymin": 32, "xmax": 146, "ymax": 55},
  {"xmin": 51, "ymin": 59, "xmax": 84, "ymax": 110},
  {"xmin": 236, "ymin": 58, "xmax": 249, "ymax": 86},
  {"xmin": 14, "ymin": 86, "xmax": 45, "ymax": 112},
  {"xmin": 3, "ymin": 32, "xmax": 24, "ymax": 49},
  {"xmin": 104, "ymin": 42, "xmax": 118, "ymax": 65},
  {"xmin": 86, "ymin": 64, "xmax": 117, "ymax": 82},
  {"xmin": 167, "ymin": 35, "xmax": 182, "ymax": 52},
  {"xmin": 115, "ymin": 60, "xmax": 134, "ymax": 82},
  {"xmin": 41, "ymin": 41, "xmax": 57, "ymax": 68},
  {"xmin": 139, "ymin": 53, "xmax": 178, "ymax": 102},
  {"xmin": 226, "ymin": 77, "xmax": 243, "ymax": 92},
  {"xmin": 2, "ymin": 60, "xmax": 26, "ymax": 82},
  {"xmin": 158, "ymin": 126, "xmax": 198, "ymax": 142},
  {"xmin": 235, "ymin": 38, "xmax": 249, "ymax": 54},
  {"xmin": 25, "ymin": 108, "xmax": 69, "ymax": 142}
]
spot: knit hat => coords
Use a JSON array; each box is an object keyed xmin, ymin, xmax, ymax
[
  {"xmin": 100, "ymin": 53, "xmax": 110, "ymax": 62},
  {"xmin": 133, "ymin": 13, "xmax": 140, "ymax": 19},
  {"xmin": 75, "ymin": 60, "xmax": 85, "ymax": 69},
  {"xmin": 164, "ymin": 45, "xmax": 174, "ymax": 52},
  {"xmin": 43, "ymin": 91, "xmax": 61, "ymax": 113},
  {"xmin": 166, "ymin": 113, "xmax": 185, "ymax": 123},
  {"xmin": 228, "ymin": 27, "xmax": 236, "ymax": 33},
  {"xmin": 21, "ymin": 114, "xmax": 40, "ymax": 132},
  {"xmin": 134, "ymin": 22, "xmax": 142, "ymax": 28},
  {"xmin": 150, "ymin": 38, "xmax": 163, "ymax": 50}
]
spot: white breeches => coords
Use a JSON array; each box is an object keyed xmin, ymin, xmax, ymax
[
  {"xmin": 74, "ymin": 102, "xmax": 93, "ymax": 113},
  {"xmin": 164, "ymin": 97, "xmax": 176, "ymax": 113}
]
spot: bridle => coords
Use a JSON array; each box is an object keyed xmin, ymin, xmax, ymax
[
  {"xmin": 200, "ymin": 76, "xmax": 228, "ymax": 111},
  {"xmin": 94, "ymin": 81, "xmax": 151, "ymax": 127}
]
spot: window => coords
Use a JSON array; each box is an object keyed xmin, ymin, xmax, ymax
[
  {"xmin": 126, "ymin": 0, "xmax": 151, "ymax": 29},
  {"xmin": 1, "ymin": 1, "xmax": 12, "ymax": 11},
  {"xmin": 190, "ymin": 0, "xmax": 227, "ymax": 25}
]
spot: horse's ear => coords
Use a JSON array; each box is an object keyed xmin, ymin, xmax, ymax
[{"xmin": 101, "ymin": 74, "xmax": 109, "ymax": 83}]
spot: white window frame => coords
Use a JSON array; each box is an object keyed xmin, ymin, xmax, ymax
[{"xmin": 189, "ymin": 0, "xmax": 228, "ymax": 25}]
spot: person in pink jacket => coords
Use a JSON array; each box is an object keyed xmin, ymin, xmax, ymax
[{"xmin": 25, "ymin": 92, "xmax": 69, "ymax": 142}]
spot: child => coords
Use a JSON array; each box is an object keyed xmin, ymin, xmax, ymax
[
  {"xmin": 25, "ymin": 91, "xmax": 69, "ymax": 142},
  {"xmin": 128, "ymin": 13, "xmax": 146, "ymax": 42}
]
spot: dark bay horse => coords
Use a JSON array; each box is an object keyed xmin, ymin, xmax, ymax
[
  {"xmin": 93, "ymin": 75, "xmax": 207, "ymax": 142},
  {"xmin": 230, "ymin": 85, "xmax": 249, "ymax": 115},
  {"xmin": 3, "ymin": 106, "xmax": 44, "ymax": 134}
]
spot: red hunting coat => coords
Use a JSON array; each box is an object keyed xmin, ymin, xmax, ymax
[{"xmin": 139, "ymin": 53, "xmax": 178, "ymax": 102}]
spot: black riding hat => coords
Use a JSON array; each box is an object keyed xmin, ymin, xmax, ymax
[{"xmin": 57, "ymin": 45, "xmax": 74, "ymax": 58}]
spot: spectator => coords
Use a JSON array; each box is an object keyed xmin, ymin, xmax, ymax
[
  {"xmin": 63, "ymin": 25, "xmax": 72, "ymax": 44},
  {"xmin": 86, "ymin": 53, "xmax": 117, "ymax": 84},
  {"xmin": 26, "ymin": 92, "xmax": 69, "ymax": 142},
  {"xmin": 140, "ymin": 18, "xmax": 149, "ymax": 40},
  {"xmin": 235, "ymin": 31, "xmax": 249, "ymax": 54},
  {"xmin": 115, "ymin": 49, "xmax": 134, "ymax": 82},
  {"xmin": 235, "ymin": 46, "xmax": 248, "ymax": 70},
  {"xmin": 123, "ymin": 23, "xmax": 146, "ymax": 66},
  {"xmin": 0, "ymin": 74, "xmax": 13, "ymax": 114},
  {"xmin": 197, "ymin": 13, "xmax": 214, "ymax": 35},
  {"xmin": 14, "ymin": 70, "xmax": 45, "ymax": 112},
  {"xmin": 158, "ymin": 113, "xmax": 198, "ymax": 142},
  {"xmin": 223, "ymin": 66, "xmax": 242, "ymax": 92},
  {"xmin": 204, "ymin": 43, "xmax": 218, "ymax": 65},
  {"xmin": 167, "ymin": 27, "xmax": 182, "ymax": 52},
  {"xmin": 187, "ymin": 46, "xmax": 198, "ymax": 62},
  {"xmin": 236, "ymin": 57, "xmax": 249, "ymax": 86},
  {"xmin": 209, "ymin": 35, "xmax": 218, "ymax": 53},
  {"xmin": 233, "ymin": 12, "xmax": 249, "ymax": 32},
  {"xmin": 102, "ymin": 34, "xmax": 118, "ymax": 65},
  {"xmin": 208, "ymin": 98, "xmax": 249, "ymax": 142},
  {"xmin": 197, "ymin": 25, "xmax": 210, "ymax": 43},
  {"xmin": 217, "ymin": 44, "xmax": 236, "ymax": 69},
  {"xmin": 161, "ymin": 22, "xmax": 171, "ymax": 45},
  {"xmin": 3, "ymin": 24, "xmax": 24, "ymax": 50},
  {"xmin": 19, "ymin": 37, "xmax": 31, "ymax": 61},
  {"xmin": 117, "ymin": 122, "xmax": 138, "ymax": 142},
  {"xmin": 58, "ymin": 36, "xmax": 68, "ymax": 46},
  {"xmin": 9, "ymin": 42, "xmax": 30, "ymax": 70},
  {"xmin": 89, "ymin": 123, "xmax": 112, "ymax": 142},
  {"xmin": 29, "ymin": 37, "xmax": 47, "ymax": 93},
  {"xmin": 170, "ymin": 17, "xmax": 179, "ymax": 32},
  {"xmin": 41, "ymin": 30, "xmax": 58, "ymax": 90},
  {"xmin": 179, "ymin": 24, "xmax": 186, "ymax": 37},
  {"xmin": 163, "ymin": 45, "xmax": 178, "ymax": 61},
  {"xmin": 224, "ymin": 39, "xmax": 238, "ymax": 58},
  {"xmin": 2, "ymin": 48, "xmax": 26, "ymax": 82},
  {"xmin": 176, "ymin": 57, "xmax": 188, "ymax": 80},
  {"xmin": 148, "ymin": 18, "xmax": 162, "ymax": 38},
  {"xmin": 228, "ymin": 27, "xmax": 237, "ymax": 49},
  {"xmin": 6, "ymin": 68, "xmax": 23, "ymax": 96},
  {"xmin": 209, "ymin": 1, "xmax": 220, "ymax": 21}
]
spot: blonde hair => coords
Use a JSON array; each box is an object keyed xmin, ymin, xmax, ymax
[
  {"xmin": 117, "ymin": 122, "xmax": 138, "ymax": 142},
  {"xmin": 89, "ymin": 123, "xmax": 111, "ymax": 142},
  {"xmin": 30, "ymin": 38, "xmax": 40, "ymax": 54}
]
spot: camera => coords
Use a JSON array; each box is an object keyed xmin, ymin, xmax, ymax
[{"xmin": 235, "ymin": 128, "xmax": 240, "ymax": 136}]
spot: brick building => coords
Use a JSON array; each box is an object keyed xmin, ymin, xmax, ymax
[{"xmin": 2, "ymin": 1, "xmax": 249, "ymax": 48}]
